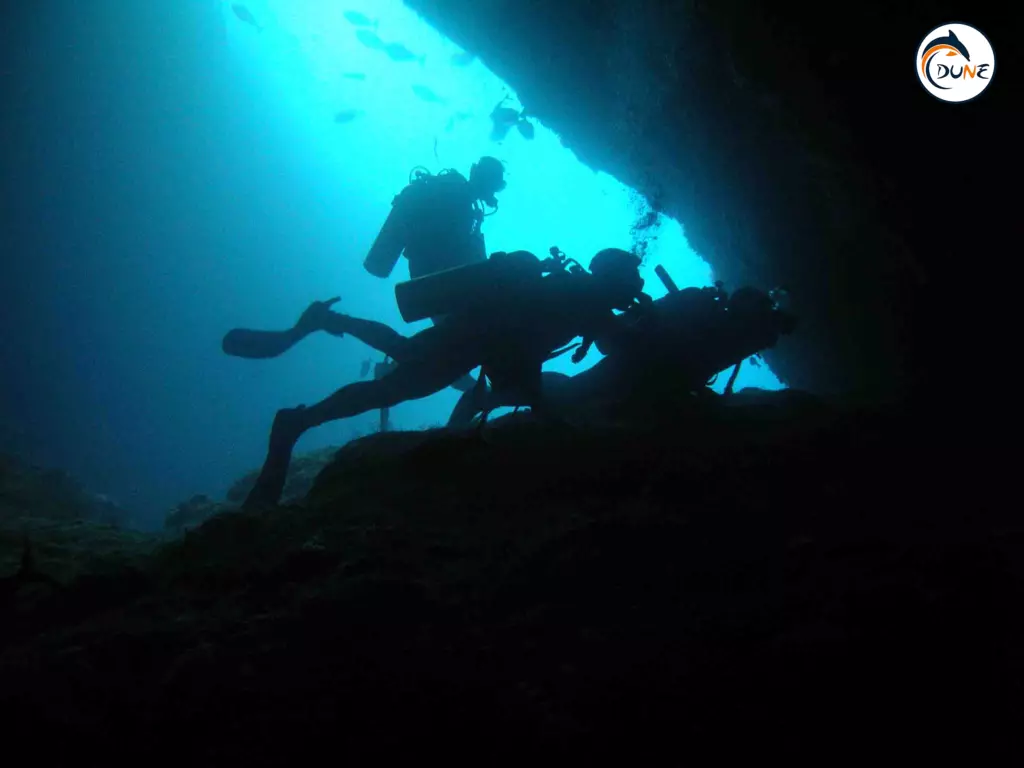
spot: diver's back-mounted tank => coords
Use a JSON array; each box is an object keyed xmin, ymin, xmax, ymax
[
  {"xmin": 363, "ymin": 210, "xmax": 405, "ymax": 278},
  {"xmin": 395, "ymin": 250, "xmax": 545, "ymax": 323},
  {"xmin": 364, "ymin": 168, "xmax": 440, "ymax": 279},
  {"xmin": 363, "ymin": 187, "xmax": 416, "ymax": 279},
  {"xmin": 365, "ymin": 168, "xmax": 484, "ymax": 279}
]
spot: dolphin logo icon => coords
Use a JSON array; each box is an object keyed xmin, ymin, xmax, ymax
[{"xmin": 921, "ymin": 29, "xmax": 972, "ymax": 89}]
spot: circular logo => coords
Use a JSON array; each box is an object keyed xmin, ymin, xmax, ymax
[{"xmin": 917, "ymin": 24, "xmax": 995, "ymax": 102}]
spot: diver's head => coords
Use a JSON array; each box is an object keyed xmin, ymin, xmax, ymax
[
  {"xmin": 469, "ymin": 156, "xmax": 506, "ymax": 207},
  {"xmin": 589, "ymin": 248, "xmax": 645, "ymax": 310}
]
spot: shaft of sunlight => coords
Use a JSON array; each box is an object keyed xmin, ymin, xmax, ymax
[{"xmin": 220, "ymin": 0, "xmax": 785, "ymax": 398}]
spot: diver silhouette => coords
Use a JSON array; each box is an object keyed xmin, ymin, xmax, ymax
[
  {"xmin": 221, "ymin": 297, "xmax": 411, "ymax": 362},
  {"xmin": 446, "ymin": 278, "xmax": 799, "ymax": 425},
  {"xmin": 240, "ymin": 248, "xmax": 647, "ymax": 509},
  {"xmin": 363, "ymin": 156, "xmax": 506, "ymax": 285},
  {"xmin": 362, "ymin": 156, "xmax": 508, "ymax": 392}
]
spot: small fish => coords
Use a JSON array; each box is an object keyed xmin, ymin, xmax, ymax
[
  {"xmin": 411, "ymin": 84, "xmax": 445, "ymax": 103},
  {"xmin": 384, "ymin": 42, "xmax": 425, "ymax": 63},
  {"xmin": 334, "ymin": 109, "xmax": 362, "ymax": 123},
  {"xmin": 355, "ymin": 29, "xmax": 385, "ymax": 49},
  {"xmin": 343, "ymin": 11, "xmax": 378, "ymax": 28},
  {"xmin": 516, "ymin": 118, "xmax": 535, "ymax": 140},
  {"xmin": 231, "ymin": 4, "xmax": 263, "ymax": 32},
  {"xmin": 359, "ymin": 359, "xmax": 372, "ymax": 378},
  {"xmin": 342, "ymin": 72, "xmax": 367, "ymax": 80},
  {"xmin": 450, "ymin": 51, "xmax": 475, "ymax": 67}
]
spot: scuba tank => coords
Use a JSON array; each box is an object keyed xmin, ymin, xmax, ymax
[
  {"xmin": 395, "ymin": 249, "xmax": 545, "ymax": 324},
  {"xmin": 394, "ymin": 246, "xmax": 583, "ymax": 324},
  {"xmin": 363, "ymin": 201, "xmax": 407, "ymax": 278},
  {"xmin": 363, "ymin": 167, "xmax": 439, "ymax": 279},
  {"xmin": 363, "ymin": 173, "xmax": 425, "ymax": 279},
  {"xmin": 364, "ymin": 167, "xmax": 482, "ymax": 279}
]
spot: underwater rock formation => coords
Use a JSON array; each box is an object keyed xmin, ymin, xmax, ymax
[
  {"xmin": 0, "ymin": 454, "xmax": 160, "ymax": 589},
  {"xmin": 403, "ymin": 0, "xmax": 1013, "ymax": 406},
  {"xmin": 0, "ymin": 390, "xmax": 1017, "ymax": 760},
  {"xmin": 224, "ymin": 445, "xmax": 343, "ymax": 506},
  {"xmin": 162, "ymin": 493, "xmax": 228, "ymax": 533},
  {"xmin": 163, "ymin": 447, "xmax": 344, "ymax": 532},
  {"xmin": 0, "ymin": 454, "xmax": 132, "ymax": 527}
]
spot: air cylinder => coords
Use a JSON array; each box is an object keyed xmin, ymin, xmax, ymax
[{"xmin": 395, "ymin": 250, "xmax": 542, "ymax": 323}]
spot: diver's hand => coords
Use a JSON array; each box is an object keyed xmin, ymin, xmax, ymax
[{"xmin": 294, "ymin": 297, "xmax": 341, "ymax": 336}]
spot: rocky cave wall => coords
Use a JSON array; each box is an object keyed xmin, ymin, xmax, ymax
[{"xmin": 406, "ymin": 0, "xmax": 1014, "ymax": 403}]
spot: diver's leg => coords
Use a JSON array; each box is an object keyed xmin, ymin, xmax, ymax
[
  {"xmin": 430, "ymin": 315, "xmax": 478, "ymax": 392},
  {"xmin": 327, "ymin": 313, "xmax": 412, "ymax": 361},
  {"xmin": 243, "ymin": 358, "xmax": 472, "ymax": 508},
  {"xmin": 556, "ymin": 358, "xmax": 615, "ymax": 406},
  {"xmin": 519, "ymin": 366, "xmax": 547, "ymax": 415},
  {"xmin": 513, "ymin": 365, "xmax": 576, "ymax": 426},
  {"xmin": 447, "ymin": 370, "xmax": 573, "ymax": 427},
  {"xmin": 329, "ymin": 312, "xmax": 474, "ymax": 393},
  {"xmin": 448, "ymin": 374, "xmax": 492, "ymax": 427},
  {"xmin": 243, "ymin": 407, "xmax": 309, "ymax": 509},
  {"xmin": 302, "ymin": 360, "xmax": 468, "ymax": 427}
]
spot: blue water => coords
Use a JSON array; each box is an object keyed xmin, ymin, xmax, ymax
[{"xmin": 0, "ymin": 0, "xmax": 782, "ymax": 528}]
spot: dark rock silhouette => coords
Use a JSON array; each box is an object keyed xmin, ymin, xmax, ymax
[
  {"xmin": 403, "ymin": 0, "xmax": 1012, "ymax": 412},
  {"xmin": 0, "ymin": 391, "xmax": 1017, "ymax": 761}
]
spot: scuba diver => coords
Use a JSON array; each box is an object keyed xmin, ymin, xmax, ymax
[
  {"xmin": 362, "ymin": 155, "xmax": 508, "ymax": 393},
  {"xmin": 363, "ymin": 156, "xmax": 507, "ymax": 285},
  {"xmin": 241, "ymin": 247, "xmax": 648, "ymax": 509},
  {"xmin": 447, "ymin": 275, "xmax": 799, "ymax": 426},
  {"xmin": 221, "ymin": 156, "xmax": 507, "ymax": 388}
]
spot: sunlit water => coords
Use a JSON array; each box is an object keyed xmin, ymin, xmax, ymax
[{"xmin": 221, "ymin": 0, "xmax": 783, "ymax": 431}]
